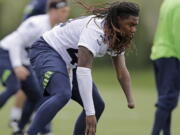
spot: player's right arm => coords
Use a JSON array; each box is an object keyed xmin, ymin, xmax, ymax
[
  {"xmin": 1, "ymin": 18, "xmax": 40, "ymax": 80},
  {"xmin": 76, "ymin": 46, "xmax": 97, "ymax": 135},
  {"xmin": 76, "ymin": 25, "xmax": 100, "ymax": 135},
  {"xmin": 14, "ymin": 66, "xmax": 30, "ymax": 81},
  {"xmin": 1, "ymin": 32, "xmax": 30, "ymax": 80}
]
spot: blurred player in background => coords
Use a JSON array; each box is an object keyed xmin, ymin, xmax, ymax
[
  {"xmin": 150, "ymin": 0, "xmax": 180, "ymax": 135},
  {"xmin": 9, "ymin": 0, "xmax": 48, "ymax": 128},
  {"xmin": 25, "ymin": 1, "xmax": 139, "ymax": 135},
  {"xmin": 0, "ymin": 0, "xmax": 70, "ymax": 135}
]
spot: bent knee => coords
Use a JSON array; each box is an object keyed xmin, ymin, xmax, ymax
[
  {"xmin": 157, "ymin": 94, "xmax": 179, "ymax": 110},
  {"xmin": 56, "ymin": 91, "xmax": 72, "ymax": 104},
  {"xmin": 95, "ymin": 99, "xmax": 105, "ymax": 114}
]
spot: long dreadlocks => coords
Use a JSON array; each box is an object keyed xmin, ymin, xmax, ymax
[{"xmin": 75, "ymin": 0, "xmax": 140, "ymax": 53}]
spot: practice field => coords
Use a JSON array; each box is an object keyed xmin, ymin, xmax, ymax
[{"xmin": 0, "ymin": 68, "xmax": 179, "ymax": 135}]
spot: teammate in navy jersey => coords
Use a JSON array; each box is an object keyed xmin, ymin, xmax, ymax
[
  {"xmin": 26, "ymin": 1, "xmax": 140, "ymax": 135},
  {"xmin": 9, "ymin": 0, "xmax": 66, "ymax": 129},
  {"xmin": 23, "ymin": 0, "xmax": 48, "ymax": 20},
  {"xmin": 0, "ymin": 0, "xmax": 69, "ymax": 135},
  {"xmin": 10, "ymin": 0, "xmax": 48, "ymax": 127}
]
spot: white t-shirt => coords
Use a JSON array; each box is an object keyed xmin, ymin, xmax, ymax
[
  {"xmin": 43, "ymin": 15, "xmax": 124, "ymax": 69},
  {"xmin": 0, "ymin": 14, "xmax": 51, "ymax": 67}
]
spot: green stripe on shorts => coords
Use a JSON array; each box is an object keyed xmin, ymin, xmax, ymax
[
  {"xmin": 2, "ymin": 69, "xmax": 11, "ymax": 83},
  {"xmin": 43, "ymin": 71, "xmax": 54, "ymax": 89}
]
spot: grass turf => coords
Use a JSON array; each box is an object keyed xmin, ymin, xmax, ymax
[{"xmin": 0, "ymin": 68, "xmax": 179, "ymax": 135}]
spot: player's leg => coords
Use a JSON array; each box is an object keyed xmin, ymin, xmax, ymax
[
  {"xmin": 12, "ymin": 66, "xmax": 42, "ymax": 135},
  {"xmin": 11, "ymin": 90, "xmax": 26, "ymax": 119},
  {"xmin": 161, "ymin": 59, "xmax": 179, "ymax": 135},
  {"xmin": 163, "ymin": 114, "xmax": 171, "ymax": 135},
  {"xmin": 71, "ymin": 69, "xmax": 105, "ymax": 135},
  {"xmin": 0, "ymin": 48, "xmax": 20, "ymax": 108},
  {"xmin": 72, "ymin": 84, "xmax": 105, "ymax": 135},
  {"xmin": 39, "ymin": 123, "xmax": 52, "ymax": 135},
  {"xmin": 35, "ymin": 96, "xmax": 53, "ymax": 135},
  {"xmin": 151, "ymin": 58, "xmax": 180, "ymax": 135},
  {"xmin": 152, "ymin": 108, "xmax": 169, "ymax": 135},
  {"xmin": 27, "ymin": 72, "xmax": 71, "ymax": 135},
  {"xmin": 13, "ymin": 75, "xmax": 53, "ymax": 135},
  {"xmin": 26, "ymin": 38, "xmax": 71, "ymax": 135},
  {"xmin": 9, "ymin": 90, "xmax": 26, "ymax": 129},
  {"xmin": 0, "ymin": 69, "xmax": 20, "ymax": 108},
  {"xmin": 151, "ymin": 59, "xmax": 166, "ymax": 135}
]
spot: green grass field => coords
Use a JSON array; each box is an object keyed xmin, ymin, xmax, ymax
[{"xmin": 0, "ymin": 68, "xmax": 179, "ymax": 135}]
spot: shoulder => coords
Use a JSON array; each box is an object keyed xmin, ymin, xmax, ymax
[
  {"xmin": 85, "ymin": 16, "xmax": 104, "ymax": 33},
  {"xmin": 17, "ymin": 15, "xmax": 50, "ymax": 35},
  {"xmin": 22, "ymin": 14, "xmax": 50, "ymax": 29},
  {"xmin": 27, "ymin": 14, "xmax": 49, "ymax": 23}
]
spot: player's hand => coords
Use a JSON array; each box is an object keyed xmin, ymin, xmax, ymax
[
  {"xmin": 85, "ymin": 115, "xmax": 97, "ymax": 135},
  {"xmin": 128, "ymin": 101, "xmax": 135, "ymax": 109},
  {"xmin": 14, "ymin": 66, "xmax": 30, "ymax": 80}
]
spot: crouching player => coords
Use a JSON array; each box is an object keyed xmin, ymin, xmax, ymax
[{"xmin": 25, "ymin": 1, "xmax": 140, "ymax": 135}]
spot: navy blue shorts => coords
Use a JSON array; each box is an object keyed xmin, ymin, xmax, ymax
[
  {"xmin": 0, "ymin": 48, "xmax": 42, "ymax": 99},
  {"xmin": 0, "ymin": 48, "xmax": 20, "ymax": 89},
  {"xmin": 0, "ymin": 48, "xmax": 13, "ymax": 69},
  {"xmin": 153, "ymin": 58, "xmax": 180, "ymax": 110},
  {"xmin": 30, "ymin": 37, "xmax": 69, "ymax": 94},
  {"xmin": 0, "ymin": 48, "xmax": 39, "ymax": 91}
]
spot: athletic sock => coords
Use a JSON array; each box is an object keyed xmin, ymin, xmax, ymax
[{"xmin": 10, "ymin": 107, "xmax": 22, "ymax": 121}]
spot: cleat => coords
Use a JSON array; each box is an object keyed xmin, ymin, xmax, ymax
[
  {"xmin": 39, "ymin": 133, "xmax": 53, "ymax": 135},
  {"xmin": 12, "ymin": 131, "xmax": 24, "ymax": 135},
  {"xmin": 9, "ymin": 119, "xmax": 19, "ymax": 131}
]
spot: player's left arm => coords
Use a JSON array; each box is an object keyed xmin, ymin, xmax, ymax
[
  {"xmin": 112, "ymin": 54, "xmax": 135, "ymax": 109},
  {"xmin": 11, "ymin": 19, "xmax": 40, "ymax": 80},
  {"xmin": 76, "ymin": 46, "xmax": 97, "ymax": 135},
  {"xmin": 76, "ymin": 27, "xmax": 100, "ymax": 135}
]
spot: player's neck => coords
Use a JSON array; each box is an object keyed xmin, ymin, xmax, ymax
[{"xmin": 48, "ymin": 12, "xmax": 61, "ymax": 27}]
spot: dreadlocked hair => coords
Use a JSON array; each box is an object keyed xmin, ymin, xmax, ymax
[{"xmin": 75, "ymin": 0, "xmax": 140, "ymax": 53}]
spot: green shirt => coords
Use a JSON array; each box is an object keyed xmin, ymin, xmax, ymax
[{"xmin": 151, "ymin": 0, "xmax": 180, "ymax": 60}]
